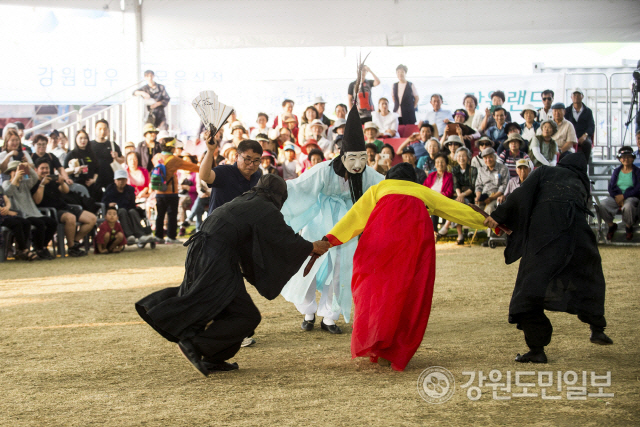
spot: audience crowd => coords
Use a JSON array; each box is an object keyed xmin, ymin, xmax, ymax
[{"xmin": 1, "ymin": 67, "xmax": 638, "ymax": 260}]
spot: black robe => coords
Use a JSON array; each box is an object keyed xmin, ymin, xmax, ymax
[
  {"xmin": 490, "ymin": 160, "xmax": 606, "ymax": 323},
  {"xmin": 135, "ymin": 193, "xmax": 313, "ymax": 343}
]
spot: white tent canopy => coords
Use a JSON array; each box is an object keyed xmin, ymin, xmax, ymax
[{"xmin": 9, "ymin": 0, "xmax": 640, "ymax": 48}]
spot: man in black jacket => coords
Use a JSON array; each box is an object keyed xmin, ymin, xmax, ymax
[{"xmin": 564, "ymin": 88, "xmax": 595, "ymax": 163}]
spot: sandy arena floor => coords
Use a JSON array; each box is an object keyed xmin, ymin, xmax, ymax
[{"xmin": 0, "ymin": 242, "xmax": 638, "ymax": 426}]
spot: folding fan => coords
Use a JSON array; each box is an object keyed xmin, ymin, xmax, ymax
[{"xmin": 192, "ymin": 90, "xmax": 234, "ymax": 137}]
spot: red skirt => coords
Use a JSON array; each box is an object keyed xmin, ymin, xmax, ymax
[{"xmin": 350, "ymin": 194, "xmax": 435, "ymax": 371}]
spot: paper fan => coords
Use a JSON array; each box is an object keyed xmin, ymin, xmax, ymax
[{"xmin": 192, "ymin": 90, "xmax": 234, "ymax": 137}]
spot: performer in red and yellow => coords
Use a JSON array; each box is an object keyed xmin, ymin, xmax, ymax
[{"xmin": 325, "ymin": 163, "xmax": 488, "ymax": 371}]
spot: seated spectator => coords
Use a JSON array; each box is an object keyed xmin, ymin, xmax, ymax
[
  {"xmin": 313, "ymin": 96, "xmax": 331, "ymax": 127},
  {"xmin": 1, "ymin": 129, "xmax": 33, "ymax": 174},
  {"xmin": 272, "ymin": 99, "xmax": 298, "ymax": 129},
  {"xmin": 474, "ymin": 147, "xmax": 509, "ymax": 215},
  {"xmin": 463, "ymin": 94, "xmax": 484, "ymax": 131},
  {"xmin": 401, "ymin": 146, "xmax": 427, "ymax": 184},
  {"xmin": 417, "ymin": 137, "xmax": 441, "ymax": 173},
  {"xmin": 260, "ymin": 151, "xmax": 279, "ymax": 175},
  {"xmin": 327, "ymin": 104, "xmax": 348, "ymax": 140},
  {"xmin": 307, "ymin": 148, "xmax": 325, "ymax": 168},
  {"xmin": 151, "ymin": 137, "xmax": 200, "ymax": 243},
  {"xmin": 450, "ymin": 109, "xmax": 480, "ymax": 148},
  {"xmin": 2, "ymin": 161, "xmax": 57, "ymax": 259},
  {"xmin": 51, "ymin": 130, "xmax": 69, "ymax": 164},
  {"xmin": 372, "ymin": 98, "xmax": 400, "ymax": 137},
  {"xmin": 536, "ymin": 103, "xmax": 577, "ymax": 159},
  {"xmin": 307, "ymin": 119, "xmax": 332, "ymax": 154},
  {"xmin": 220, "ymin": 143, "xmax": 238, "ymax": 166},
  {"xmin": 125, "ymin": 151, "xmax": 150, "ymax": 200},
  {"xmin": 136, "ymin": 123, "xmax": 160, "ymax": 173},
  {"xmin": 376, "ymin": 143, "xmax": 395, "ymax": 176},
  {"xmin": 634, "ymin": 130, "xmax": 640, "ymax": 168},
  {"xmin": 0, "ymin": 185, "xmax": 38, "ymax": 261},
  {"xmin": 64, "ymin": 130, "xmax": 100, "ymax": 200},
  {"xmin": 471, "ymin": 136, "xmax": 494, "ymax": 172},
  {"xmin": 124, "ymin": 141, "xmax": 136, "ymax": 154},
  {"xmin": 520, "ymin": 104, "xmax": 540, "ymax": 144},
  {"xmin": 496, "ymin": 122, "xmax": 526, "ymax": 156},
  {"xmin": 32, "ymin": 158, "xmax": 97, "ymax": 256},
  {"xmin": 365, "ymin": 142, "xmax": 385, "ymax": 175},
  {"xmin": 256, "ymin": 134, "xmax": 278, "ymax": 159},
  {"xmin": 479, "ymin": 90, "xmax": 513, "ymax": 132},
  {"xmin": 418, "ymin": 93, "xmax": 448, "ymax": 137},
  {"xmin": 298, "ymin": 106, "xmax": 320, "ymax": 146},
  {"xmin": 484, "ymin": 107, "xmax": 508, "ymax": 147},
  {"xmin": 424, "ymin": 153, "xmax": 453, "ymax": 238},
  {"xmin": 330, "ymin": 118, "xmax": 346, "ymax": 155},
  {"xmin": 452, "ymin": 147, "xmax": 478, "ymax": 244},
  {"xmin": 529, "ymin": 120, "xmax": 559, "ymax": 167},
  {"xmin": 282, "ymin": 144, "xmax": 301, "ymax": 180},
  {"xmin": 564, "ymin": 88, "xmax": 595, "ymax": 163},
  {"xmin": 498, "ymin": 134, "xmax": 530, "ymax": 177},
  {"xmin": 225, "ymin": 122, "xmax": 248, "ymax": 148},
  {"xmin": 31, "ymin": 134, "xmax": 73, "ymax": 185},
  {"xmin": 392, "ymin": 64, "xmax": 419, "ymax": 125},
  {"xmin": 363, "ymin": 122, "xmax": 384, "ymax": 152},
  {"xmin": 599, "ymin": 146, "xmax": 640, "ymax": 241},
  {"xmin": 281, "ymin": 114, "xmax": 299, "ymax": 144},
  {"xmin": 498, "ymin": 158, "xmax": 532, "ymax": 204},
  {"xmin": 102, "ymin": 169, "xmax": 155, "ymax": 244},
  {"xmin": 250, "ymin": 113, "xmax": 270, "ymax": 139},
  {"xmin": 94, "ymin": 206, "xmax": 126, "ymax": 254},
  {"xmin": 396, "ymin": 122, "xmax": 433, "ymax": 158},
  {"xmin": 220, "ymin": 111, "xmax": 243, "ymax": 142},
  {"xmin": 538, "ymin": 89, "xmax": 555, "ymax": 122},
  {"xmin": 442, "ymin": 135, "xmax": 464, "ymax": 171}
]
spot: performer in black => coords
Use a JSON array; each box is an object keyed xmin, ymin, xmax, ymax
[
  {"xmin": 484, "ymin": 153, "xmax": 613, "ymax": 363},
  {"xmin": 135, "ymin": 174, "xmax": 330, "ymax": 376}
]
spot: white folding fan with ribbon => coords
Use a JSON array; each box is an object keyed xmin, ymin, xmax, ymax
[{"xmin": 192, "ymin": 90, "xmax": 234, "ymax": 137}]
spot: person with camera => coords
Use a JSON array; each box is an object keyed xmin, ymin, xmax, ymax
[
  {"xmin": 2, "ymin": 160, "xmax": 57, "ymax": 260},
  {"xmin": 31, "ymin": 134, "xmax": 74, "ymax": 185},
  {"xmin": 347, "ymin": 65, "xmax": 380, "ymax": 124},
  {"xmin": 0, "ymin": 129, "xmax": 33, "ymax": 175},
  {"xmin": 31, "ymin": 158, "xmax": 97, "ymax": 257}
]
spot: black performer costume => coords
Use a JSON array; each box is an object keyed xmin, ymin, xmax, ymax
[
  {"xmin": 136, "ymin": 174, "xmax": 313, "ymax": 374},
  {"xmin": 490, "ymin": 153, "xmax": 612, "ymax": 363}
]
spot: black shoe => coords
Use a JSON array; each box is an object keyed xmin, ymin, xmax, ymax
[
  {"xmin": 301, "ymin": 314, "xmax": 315, "ymax": 331},
  {"xmin": 606, "ymin": 223, "xmax": 618, "ymax": 240},
  {"xmin": 203, "ymin": 361, "xmax": 239, "ymax": 372},
  {"xmin": 625, "ymin": 227, "xmax": 633, "ymax": 241},
  {"xmin": 481, "ymin": 241, "xmax": 489, "ymax": 247},
  {"xmin": 36, "ymin": 249, "xmax": 54, "ymax": 260},
  {"xmin": 178, "ymin": 340, "xmax": 209, "ymax": 377},
  {"xmin": 457, "ymin": 237, "xmax": 465, "ymax": 245},
  {"xmin": 68, "ymin": 246, "xmax": 86, "ymax": 257},
  {"xmin": 515, "ymin": 349, "xmax": 548, "ymax": 363},
  {"xmin": 320, "ymin": 320, "xmax": 342, "ymax": 334},
  {"xmin": 590, "ymin": 330, "xmax": 613, "ymax": 345}
]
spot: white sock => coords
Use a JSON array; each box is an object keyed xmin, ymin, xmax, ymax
[
  {"xmin": 304, "ymin": 314, "xmax": 315, "ymax": 321},
  {"xmin": 323, "ymin": 318, "xmax": 335, "ymax": 326}
]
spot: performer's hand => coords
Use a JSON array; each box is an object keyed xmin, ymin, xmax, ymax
[
  {"xmin": 312, "ymin": 240, "xmax": 331, "ymax": 255},
  {"xmin": 483, "ymin": 216, "xmax": 499, "ymax": 229}
]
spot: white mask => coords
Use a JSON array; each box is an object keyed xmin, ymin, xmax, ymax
[{"xmin": 342, "ymin": 151, "xmax": 367, "ymax": 174}]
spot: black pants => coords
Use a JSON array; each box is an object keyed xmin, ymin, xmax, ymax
[
  {"xmin": 118, "ymin": 208, "xmax": 149, "ymax": 238},
  {"xmin": 25, "ymin": 216, "xmax": 57, "ymax": 250},
  {"xmin": 2, "ymin": 216, "xmax": 31, "ymax": 251},
  {"xmin": 155, "ymin": 194, "xmax": 179, "ymax": 240},
  {"xmin": 559, "ymin": 137, "xmax": 592, "ymax": 164},
  {"xmin": 191, "ymin": 284, "xmax": 262, "ymax": 364},
  {"xmin": 513, "ymin": 309, "xmax": 606, "ymax": 350},
  {"xmin": 431, "ymin": 215, "xmax": 441, "ymax": 232}
]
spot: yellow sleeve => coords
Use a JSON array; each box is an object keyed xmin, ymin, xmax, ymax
[
  {"xmin": 326, "ymin": 185, "xmax": 378, "ymax": 245},
  {"xmin": 423, "ymin": 187, "xmax": 487, "ymax": 230}
]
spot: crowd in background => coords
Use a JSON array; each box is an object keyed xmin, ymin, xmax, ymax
[{"xmin": 1, "ymin": 65, "xmax": 639, "ymax": 260}]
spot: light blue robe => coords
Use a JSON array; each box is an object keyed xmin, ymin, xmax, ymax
[{"xmin": 280, "ymin": 161, "xmax": 384, "ymax": 322}]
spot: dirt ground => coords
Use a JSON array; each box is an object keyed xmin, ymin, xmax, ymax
[{"xmin": 0, "ymin": 242, "xmax": 638, "ymax": 426}]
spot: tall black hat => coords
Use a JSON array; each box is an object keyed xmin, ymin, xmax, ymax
[{"xmin": 340, "ymin": 106, "xmax": 366, "ymax": 156}]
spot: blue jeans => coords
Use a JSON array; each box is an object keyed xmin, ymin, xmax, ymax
[{"xmin": 188, "ymin": 197, "xmax": 207, "ymax": 231}]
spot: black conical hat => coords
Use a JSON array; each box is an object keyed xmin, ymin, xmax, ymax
[{"xmin": 341, "ymin": 106, "xmax": 366, "ymax": 154}]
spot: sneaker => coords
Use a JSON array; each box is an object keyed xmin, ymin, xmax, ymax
[
  {"xmin": 126, "ymin": 235, "xmax": 136, "ymax": 246},
  {"xmin": 625, "ymin": 227, "xmax": 633, "ymax": 241},
  {"xmin": 139, "ymin": 234, "xmax": 154, "ymax": 244},
  {"xmin": 165, "ymin": 238, "xmax": 183, "ymax": 244},
  {"xmin": 68, "ymin": 246, "xmax": 86, "ymax": 257},
  {"xmin": 240, "ymin": 337, "xmax": 256, "ymax": 347}
]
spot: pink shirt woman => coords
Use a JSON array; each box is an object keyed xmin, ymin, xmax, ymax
[{"xmin": 126, "ymin": 151, "xmax": 150, "ymax": 198}]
